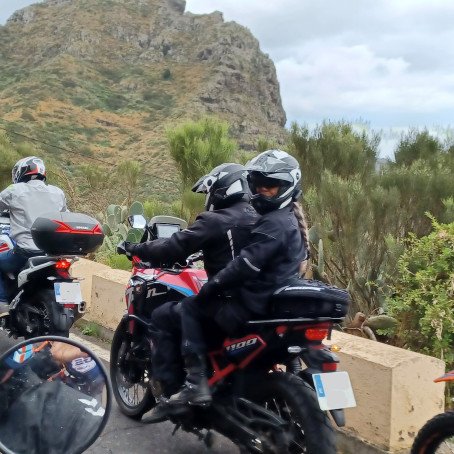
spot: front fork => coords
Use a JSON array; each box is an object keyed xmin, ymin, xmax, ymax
[{"xmin": 289, "ymin": 343, "xmax": 346, "ymax": 427}]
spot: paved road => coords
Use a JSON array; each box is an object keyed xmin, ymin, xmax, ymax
[{"xmin": 0, "ymin": 331, "xmax": 238, "ymax": 453}]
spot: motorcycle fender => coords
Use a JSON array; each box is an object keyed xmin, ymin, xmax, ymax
[
  {"xmin": 329, "ymin": 409, "xmax": 345, "ymax": 427},
  {"xmin": 50, "ymin": 301, "xmax": 75, "ymax": 333}
]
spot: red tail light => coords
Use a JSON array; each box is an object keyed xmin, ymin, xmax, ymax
[
  {"xmin": 54, "ymin": 221, "xmax": 103, "ymax": 235},
  {"xmin": 55, "ymin": 259, "xmax": 72, "ymax": 270},
  {"xmin": 322, "ymin": 362, "xmax": 338, "ymax": 372},
  {"xmin": 305, "ymin": 328, "xmax": 329, "ymax": 341}
]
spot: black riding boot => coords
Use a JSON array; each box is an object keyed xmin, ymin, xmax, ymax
[
  {"xmin": 168, "ymin": 354, "xmax": 212, "ymax": 406},
  {"xmin": 141, "ymin": 379, "xmax": 182, "ymax": 424}
]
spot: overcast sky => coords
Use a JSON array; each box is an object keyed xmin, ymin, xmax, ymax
[{"xmin": 2, "ymin": 0, "xmax": 454, "ymax": 157}]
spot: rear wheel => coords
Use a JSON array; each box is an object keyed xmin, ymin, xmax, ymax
[
  {"xmin": 246, "ymin": 372, "xmax": 336, "ymax": 454},
  {"xmin": 16, "ymin": 289, "xmax": 70, "ymax": 337},
  {"xmin": 411, "ymin": 411, "xmax": 454, "ymax": 454},
  {"xmin": 110, "ymin": 319, "xmax": 155, "ymax": 419}
]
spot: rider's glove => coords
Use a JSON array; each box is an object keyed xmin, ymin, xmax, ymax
[
  {"xmin": 197, "ymin": 277, "xmax": 222, "ymax": 302},
  {"xmin": 117, "ymin": 241, "xmax": 136, "ymax": 258}
]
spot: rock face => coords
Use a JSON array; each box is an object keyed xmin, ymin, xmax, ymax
[{"xmin": 0, "ymin": 0, "xmax": 286, "ymax": 152}]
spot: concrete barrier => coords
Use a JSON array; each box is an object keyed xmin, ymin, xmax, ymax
[
  {"xmin": 71, "ymin": 258, "xmax": 129, "ymax": 329},
  {"xmin": 326, "ymin": 332, "xmax": 445, "ymax": 452},
  {"xmin": 71, "ymin": 258, "xmax": 446, "ymax": 453}
]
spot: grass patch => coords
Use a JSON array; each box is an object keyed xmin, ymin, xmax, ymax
[{"xmin": 81, "ymin": 322, "xmax": 101, "ymax": 337}]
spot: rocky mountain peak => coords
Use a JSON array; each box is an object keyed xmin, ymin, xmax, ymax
[{"xmin": 1, "ymin": 0, "xmax": 286, "ymax": 157}]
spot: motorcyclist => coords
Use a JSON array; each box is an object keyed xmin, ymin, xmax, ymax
[
  {"xmin": 168, "ymin": 149, "xmax": 310, "ymax": 407},
  {"xmin": 122, "ymin": 163, "xmax": 259, "ymax": 422},
  {"xmin": 0, "ymin": 156, "xmax": 67, "ymax": 316}
]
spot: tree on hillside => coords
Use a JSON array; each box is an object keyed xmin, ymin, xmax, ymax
[
  {"xmin": 394, "ymin": 129, "xmax": 443, "ymax": 167},
  {"xmin": 167, "ymin": 117, "xmax": 237, "ymax": 220},
  {"xmin": 379, "ymin": 161, "xmax": 454, "ymax": 237},
  {"xmin": 381, "ymin": 130, "xmax": 454, "ymax": 236},
  {"xmin": 305, "ymin": 171, "xmax": 401, "ymax": 314},
  {"xmin": 287, "ymin": 122, "xmax": 384, "ymax": 313},
  {"xmin": 116, "ymin": 160, "xmax": 141, "ymax": 207},
  {"xmin": 167, "ymin": 117, "xmax": 237, "ymax": 190},
  {"xmin": 288, "ymin": 121, "xmax": 379, "ymax": 189}
]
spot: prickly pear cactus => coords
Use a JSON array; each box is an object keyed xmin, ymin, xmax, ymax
[
  {"xmin": 96, "ymin": 201, "xmax": 146, "ymax": 263},
  {"xmin": 129, "ymin": 201, "xmax": 144, "ymax": 216}
]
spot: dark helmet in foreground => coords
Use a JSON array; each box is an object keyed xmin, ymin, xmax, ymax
[
  {"xmin": 192, "ymin": 163, "xmax": 249, "ymax": 211},
  {"xmin": 246, "ymin": 149, "xmax": 301, "ymax": 214},
  {"xmin": 12, "ymin": 156, "xmax": 46, "ymax": 184}
]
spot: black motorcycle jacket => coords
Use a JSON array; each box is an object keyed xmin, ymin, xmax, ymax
[
  {"xmin": 129, "ymin": 201, "xmax": 259, "ymax": 279},
  {"xmin": 208, "ymin": 205, "xmax": 307, "ymax": 314}
]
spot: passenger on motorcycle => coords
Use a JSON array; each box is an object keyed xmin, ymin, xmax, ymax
[
  {"xmin": 0, "ymin": 157, "xmax": 67, "ymax": 316},
  {"xmin": 168, "ymin": 149, "xmax": 310, "ymax": 407},
  {"xmin": 122, "ymin": 163, "xmax": 259, "ymax": 421}
]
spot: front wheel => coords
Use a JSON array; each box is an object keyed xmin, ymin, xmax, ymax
[
  {"xmin": 110, "ymin": 319, "xmax": 155, "ymax": 419},
  {"xmin": 411, "ymin": 411, "xmax": 454, "ymax": 454},
  {"xmin": 246, "ymin": 372, "xmax": 336, "ymax": 454}
]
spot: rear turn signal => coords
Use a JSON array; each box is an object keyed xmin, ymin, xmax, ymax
[{"xmin": 305, "ymin": 328, "xmax": 329, "ymax": 341}]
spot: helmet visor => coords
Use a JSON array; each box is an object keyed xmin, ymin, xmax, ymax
[{"xmin": 248, "ymin": 172, "xmax": 282, "ymax": 190}]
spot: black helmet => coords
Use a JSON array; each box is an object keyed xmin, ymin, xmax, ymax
[
  {"xmin": 12, "ymin": 156, "xmax": 46, "ymax": 184},
  {"xmin": 246, "ymin": 149, "xmax": 301, "ymax": 214},
  {"xmin": 192, "ymin": 163, "xmax": 248, "ymax": 211}
]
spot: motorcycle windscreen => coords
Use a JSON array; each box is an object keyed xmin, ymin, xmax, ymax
[{"xmin": 0, "ymin": 336, "xmax": 111, "ymax": 454}]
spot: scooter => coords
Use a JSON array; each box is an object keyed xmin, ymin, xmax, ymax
[{"xmin": 0, "ymin": 211, "xmax": 103, "ymax": 338}]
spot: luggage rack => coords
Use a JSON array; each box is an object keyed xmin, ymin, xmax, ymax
[{"xmin": 246, "ymin": 317, "xmax": 344, "ymax": 326}]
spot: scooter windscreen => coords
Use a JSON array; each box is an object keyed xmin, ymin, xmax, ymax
[{"xmin": 0, "ymin": 336, "xmax": 111, "ymax": 454}]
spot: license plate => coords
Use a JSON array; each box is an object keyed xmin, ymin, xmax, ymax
[
  {"xmin": 312, "ymin": 371, "xmax": 356, "ymax": 411},
  {"xmin": 54, "ymin": 282, "xmax": 83, "ymax": 304}
]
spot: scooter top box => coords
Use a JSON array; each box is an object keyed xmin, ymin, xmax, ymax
[{"xmin": 31, "ymin": 212, "xmax": 104, "ymax": 255}]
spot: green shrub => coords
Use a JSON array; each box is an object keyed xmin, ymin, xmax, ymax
[
  {"xmin": 162, "ymin": 68, "xmax": 172, "ymax": 80},
  {"xmin": 20, "ymin": 111, "xmax": 36, "ymax": 121},
  {"xmin": 387, "ymin": 216, "xmax": 454, "ymax": 368},
  {"xmin": 105, "ymin": 94, "xmax": 128, "ymax": 111},
  {"xmin": 107, "ymin": 253, "xmax": 133, "ymax": 271},
  {"xmin": 81, "ymin": 322, "xmax": 101, "ymax": 337}
]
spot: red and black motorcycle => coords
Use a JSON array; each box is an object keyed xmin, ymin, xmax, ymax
[{"xmin": 111, "ymin": 215, "xmax": 355, "ymax": 453}]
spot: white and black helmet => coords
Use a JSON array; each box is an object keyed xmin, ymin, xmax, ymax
[
  {"xmin": 246, "ymin": 149, "xmax": 301, "ymax": 214},
  {"xmin": 192, "ymin": 163, "xmax": 249, "ymax": 211},
  {"xmin": 12, "ymin": 156, "xmax": 46, "ymax": 184}
]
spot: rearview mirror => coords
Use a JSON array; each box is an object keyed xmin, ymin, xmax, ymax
[
  {"xmin": 0, "ymin": 336, "xmax": 111, "ymax": 454},
  {"xmin": 127, "ymin": 214, "xmax": 147, "ymax": 229}
]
